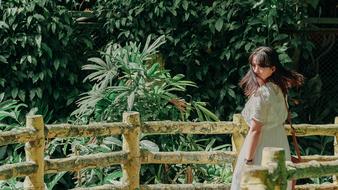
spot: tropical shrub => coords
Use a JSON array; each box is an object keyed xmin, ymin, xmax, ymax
[
  {"xmin": 69, "ymin": 35, "xmax": 230, "ymax": 186},
  {"xmin": 72, "ymin": 35, "xmax": 218, "ymax": 122},
  {"xmin": 92, "ymin": 0, "xmax": 314, "ymax": 121}
]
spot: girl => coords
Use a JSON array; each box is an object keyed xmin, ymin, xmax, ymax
[{"xmin": 230, "ymin": 46, "xmax": 303, "ymax": 190}]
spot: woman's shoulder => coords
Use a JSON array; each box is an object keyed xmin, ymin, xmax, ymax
[{"xmin": 253, "ymin": 82, "xmax": 280, "ymax": 100}]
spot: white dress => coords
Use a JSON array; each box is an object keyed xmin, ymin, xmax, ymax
[{"xmin": 230, "ymin": 82, "xmax": 291, "ymax": 190}]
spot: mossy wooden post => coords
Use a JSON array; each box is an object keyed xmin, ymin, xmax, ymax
[
  {"xmin": 122, "ymin": 112, "xmax": 141, "ymax": 189},
  {"xmin": 232, "ymin": 114, "xmax": 248, "ymax": 167},
  {"xmin": 24, "ymin": 115, "xmax": 45, "ymax": 190},
  {"xmin": 240, "ymin": 165, "xmax": 269, "ymax": 190},
  {"xmin": 261, "ymin": 147, "xmax": 287, "ymax": 190},
  {"xmin": 334, "ymin": 116, "xmax": 338, "ymax": 184}
]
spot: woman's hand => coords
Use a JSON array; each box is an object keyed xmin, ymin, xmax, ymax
[{"xmin": 244, "ymin": 158, "xmax": 254, "ymax": 165}]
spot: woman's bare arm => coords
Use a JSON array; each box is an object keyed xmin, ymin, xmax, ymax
[{"xmin": 245, "ymin": 118, "xmax": 263, "ymax": 163}]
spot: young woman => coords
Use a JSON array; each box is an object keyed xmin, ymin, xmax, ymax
[{"xmin": 230, "ymin": 46, "xmax": 304, "ymax": 190}]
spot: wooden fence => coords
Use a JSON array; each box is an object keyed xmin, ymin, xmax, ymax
[{"xmin": 0, "ymin": 112, "xmax": 337, "ymax": 190}]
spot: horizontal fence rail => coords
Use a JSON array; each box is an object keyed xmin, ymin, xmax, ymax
[
  {"xmin": 0, "ymin": 162, "xmax": 37, "ymax": 180},
  {"xmin": 140, "ymin": 150, "xmax": 237, "ymax": 164},
  {"xmin": 0, "ymin": 112, "xmax": 337, "ymax": 189},
  {"xmin": 284, "ymin": 123, "xmax": 338, "ymax": 136},
  {"xmin": 241, "ymin": 147, "xmax": 338, "ymax": 190},
  {"xmin": 142, "ymin": 121, "xmax": 236, "ymax": 134},
  {"xmin": 71, "ymin": 183, "xmax": 231, "ymax": 190},
  {"xmin": 46, "ymin": 122, "xmax": 130, "ymax": 138},
  {"xmin": 0, "ymin": 128, "xmax": 36, "ymax": 146},
  {"xmin": 45, "ymin": 151, "xmax": 128, "ymax": 174},
  {"xmin": 1, "ymin": 119, "xmax": 338, "ymax": 145},
  {"xmin": 2, "ymin": 122, "xmax": 337, "ymax": 146},
  {"xmin": 287, "ymin": 160, "xmax": 338, "ymax": 180}
]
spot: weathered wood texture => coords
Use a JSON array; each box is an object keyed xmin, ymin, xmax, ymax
[
  {"xmin": 333, "ymin": 117, "xmax": 338, "ymax": 184},
  {"xmin": 142, "ymin": 121, "xmax": 236, "ymax": 134},
  {"xmin": 287, "ymin": 160, "xmax": 338, "ymax": 179},
  {"xmin": 44, "ymin": 120, "xmax": 336, "ymax": 137},
  {"xmin": 141, "ymin": 150, "xmax": 236, "ymax": 164},
  {"xmin": 45, "ymin": 151, "xmax": 128, "ymax": 174},
  {"xmin": 141, "ymin": 184, "xmax": 230, "ymax": 190},
  {"xmin": 261, "ymin": 147, "xmax": 287, "ymax": 190},
  {"xmin": 29, "ymin": 150, "xmax": 236, "ymax": 177},
  {"xmin": 284, "ymin": 124, "xmax": 338, "ymax": 136},
  {"xmin": 300, "ymin": 155, "xmax": 338, "ymax": 162},
  {"xmin": 240, "ymin": 165, "xmax": 269, "ymax": 190},
  {"xmin": 35, "ymin": 122, "xmax": 338, "ymax": 138},
  {"xmin": 0, "ymin": 113, "xmax": 337, "ymax": 190},
  {"xmin": 295, "ymin": 183, "xmax": 338, "ymax": 190},
  {"xmin": 241, "ymin": 147, "xmax": 338, "ymax": 190},
  {"xmin": 44, "ymin": 150, "xmax": 236, "ymax": 174},
  {"xmin": 1, "ymin": 123, "xmax": 337, "ymax": 146},
  {"xmin": 1, "ymin": 117, "xmax": 337, "ymax": 145},
  {"xmin": 0, "ymin": 128, "xmax": 36, "ymax": 146},
  {"xmin": 122, "ymin": 112, "xmax": 141, "ymax": 190},
  {"xmin": 23, "ymin": 115, "xmax": 45, "ymax": 190},
  {"xmin": 46, "ymin": 122, "xmax": 129, "ymax": 138},
  {"xmin": 231, "ymin": 114, "xmax": 248, "ymax": 169},
  {"xmin": 71, "ymin": 182, "xmax": 126, "ymax": 190},
  {"xmin": 72, "ymin": 183, "xmax": 230, "ymax": 190},
  {"xmin": 0, "ymin": 162, "xmax": 37, "ymax": 180}
]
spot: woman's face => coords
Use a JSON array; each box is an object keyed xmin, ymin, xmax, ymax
[{"xmin": 251, "ymin": 55, "xmax": 275, "ymax": 81}]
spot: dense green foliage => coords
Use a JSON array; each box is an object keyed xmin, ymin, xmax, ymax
[
  {"xmin": 92, "ymin": 3, "xmax": 337, "ymax": 180},
  {"xmin": 0, "ymin": 93, "xmax": 26, "ymax": 189},
  {"xmin": 1, "ymin": 0, "xmax": 332, "ymax": 123},
  {"xmin": 93, "ymin": 0, "xmax": 313, "ymax": 120},
  {"xmin": 0, "ymin": 93, "xmax": 25, "ymax": 162},
  {"xmin": 73, "ymin": 35, "xmax": 218, "ymax": 122},
  {"xmin": 0, "ymin": 0, "xmax": 93, "ymax": 121},
  {"xmin": 70, "ymin": 35, "xmax": 226, "ymax": 186}
]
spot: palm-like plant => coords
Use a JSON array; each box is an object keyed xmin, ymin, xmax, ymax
[{"xmin": 72, "ymin": 35, "xmax": 218, "ymax": 122}]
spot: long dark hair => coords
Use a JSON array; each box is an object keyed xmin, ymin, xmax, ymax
[{"xmin": 240, "ymin": 46, "xmax": 304, "ymax": 96}]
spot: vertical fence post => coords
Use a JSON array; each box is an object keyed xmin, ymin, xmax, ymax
[
  {"xmin": 333, "ymin": 117, "xmax": 338, "ymax": 184},
  {"xmin": 240, "ymin": 165, "xmax": 269, "ymax": 190},
  {"xmin": 232, "ymin": 114, "xmax": 248, "ymax": 167},
  {"xmin": 261, "ymin": 147, "xmax": 287, "ymax": 190},
  {"xmin": 122, "ymin": 112, "xmax": 141, "ymax": 189},
  {"xmin": 24, "ymin": 115, "xmax": 45, "ymax": 190}
]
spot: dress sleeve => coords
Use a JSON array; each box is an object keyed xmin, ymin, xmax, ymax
[{"xmin": 251, "ymin": 87, "xmax": 270, "ymax": 124}]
